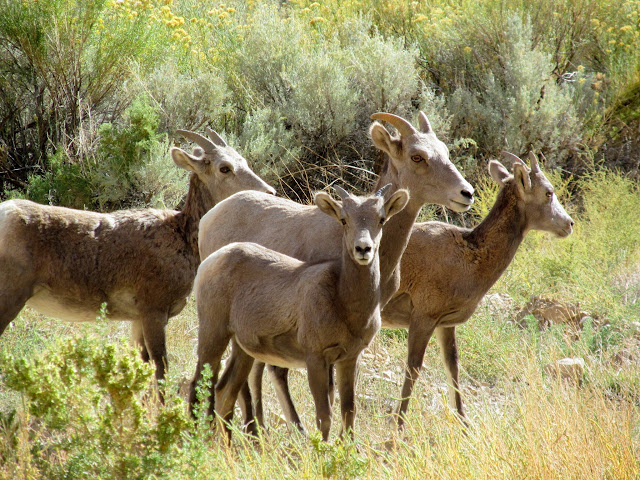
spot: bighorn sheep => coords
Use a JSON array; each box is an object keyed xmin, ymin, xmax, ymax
[
  {"xmin": 382, "ymin": 152, "xmax": 573, "ymax": 425},
  {"xmin": 196, "ymin": 112, "xmax": 474, "ymax": 430},
  {"xmin": 261, "ymin": 152, "xmax": 574, "ymax": 430},
  {"xmin": 0, "ymin": 129, "xmax": 275, "ymax": 383},
  {"xmin": 190, "ymin": 186, "xmax": 409, "ymax": 441}
]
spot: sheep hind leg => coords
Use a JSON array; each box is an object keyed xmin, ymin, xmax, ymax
[
  {"xmin": 269, "ymin": 365, "xmax": 306, "ymax": 434},
  {"xmin": 215, "ymin": 340, "xmax": 256, "ymax": 440},
  {"xmin": 0, "ymin": 266, "xmax": 34, "ymax": 336},
  {"xmin": 245, "ymin": 361, "xmax": 265, "ymax": 428},
  {"xmin": 131, "ymin": 320, "xmax": 150, "ymax": 363},
  {"xmin": 237, "ymin": 380, "xmax": 257, "ymax": 435},
  {"xmin": 396, "ymin": 318, "xmax": 437, "ymax": 429}
]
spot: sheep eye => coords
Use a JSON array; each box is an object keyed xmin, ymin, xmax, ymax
[
  {"xmin": 546, "ymin": 191, "xmax": 553, "ymax": 198},
  {"xmin": 411, "ymin": 155, "xmax": 423, "ymax": 163},
  {"xmin": 341, "ymin": 219, "xmax": 347, "ymax": 226},
  {"xmin": 219, "ymin": 166, "xmax": 231, "ymax": 174},
  {"xmin": 379, "ymin": 218, "xmax": 386, "ymax": 225}
]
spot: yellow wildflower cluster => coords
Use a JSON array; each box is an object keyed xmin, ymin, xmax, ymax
[
  {"xmin": 105, "ymin": 0, "xmax": 243, "ymax": 56},
  {"xmin": 593, "ymin": 0, "xmax": 640, "ymax": 54}
]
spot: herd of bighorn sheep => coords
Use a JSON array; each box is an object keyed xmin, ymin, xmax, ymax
[{"xmin": 0, "ymin": 112, "xmax": 573, "ymax": 442}]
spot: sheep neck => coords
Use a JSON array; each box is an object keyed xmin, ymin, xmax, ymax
[
  {"xmin": 464, "ymin": 182, "xmax": 526, "ymax": 288},
  {"xmin": 337, "ymin": 241, "xmax": 381, "ymax": 332},
  {"xmin": 177, "ymin": 173, "xmax": 215, "ymax": 257},
  {"xmin": 374, "ymin": 171, "xmax": 422, "ymax": 305}
]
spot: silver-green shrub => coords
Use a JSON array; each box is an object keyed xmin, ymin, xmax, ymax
[
  {"xmin": 127, "ymin": 59, "xmax": 232, "ymax": 135},
  {"xmin": 0, "ymin": 336, "xmax": 191, "ymax": 480},
  {"xmin": 223, "ymin": 8, "xmax": 424, "ymax": 197},
  {"xmin": 446, "ymin": 14, "xmax": 581, "ymax": 166}
]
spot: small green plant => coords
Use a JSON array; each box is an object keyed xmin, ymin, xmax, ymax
[
  {"xmin": 310, "ymin": 434, "xmax": 369, "ymax": 479},
  {"xmin": 0, "ymin": 336, "xmax": 192, "ymax": 480},
  {"xmin": 19, "ymin": 99, "xmax": 187, "ymax": 210}
]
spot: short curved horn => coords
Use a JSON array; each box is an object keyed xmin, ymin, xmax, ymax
[
  {"xmin": 176, "ymin": 129, "xmax": 216, "ymax": 153},
  {"xmin": 418, "ymin": 111, "xmax": 433, "ymax": 134},
  {"xmin": 206, "ymin": 128, "xmax": 228, "ymax": 148},
  {"xmin": 375, "ymin": 183, "xmax": 392, "ymax": 198},
  {"xmin": 501, "ymin": 151, "xmax": 525, "ymax": 167},
  {"xmin": 333, "ymin": 185, "xmax": 350, "ymax": 200},
  {"xmin": 370, "ymin": 112, "xmax": 417, "ymax": 138},
  {"xmin": 527, "ymin": 151, "xmax": 540, "ymax": 173}
]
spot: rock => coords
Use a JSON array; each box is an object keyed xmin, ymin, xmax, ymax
[
  {"xmin": 515, "ymin": 296, "xmax": 589, "ymax": 329},
  {"xmin": 382, "ymin": 369, "xmax": 395, "ymax": 381},
  {"xmin": 480, "ymin": 292, "xmax": 516, "ymax": 318},
  {"xmin": 544, "ymin": 357, "xmax": 585, "ymax": 382}
]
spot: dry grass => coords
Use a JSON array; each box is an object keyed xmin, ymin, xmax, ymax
[{"xmin": 1, "ymin": 300, "xmax": 638, "ymax": 479}]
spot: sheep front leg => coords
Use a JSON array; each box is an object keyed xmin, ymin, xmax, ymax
[
  {"xmin": 396, "ymin": 318, "xmax": 437, "ymax": 428},
  {"xmin": 435, "ymin": 326, "xmax": 465, "ymax": 418},
  {"xmin": 188, "ymin": 334, "xmax": 230, "ymax": 420},
  {"xmin": 306, "ymin": 354, "xmax": 332, "ymax": 441},
  {"xmin": 336, "ymin": 357, "xmax": 359, "ymax": 439}
]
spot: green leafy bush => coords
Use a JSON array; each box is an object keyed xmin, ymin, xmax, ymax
[
  {"xmin": 90, "ymin": 99, "xmax": 187, "ymax": 210},
  {"xmin": 0, "ymin": 336, "xmax": 191, "ymax": 480},
  {"xmin": 15, "ymin": 99, "xmax": 187, "ymax": 210},
  {"xmin": 0, "ymin": 0, "xmax": 167, "ymax": 195}
]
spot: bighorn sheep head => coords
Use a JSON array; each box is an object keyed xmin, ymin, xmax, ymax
[
  {"xmin": 369, "ymin": 112, "xmax": 474, "ymax": 212},
  {"xmin": 171, "ymin": 129, "xmax": 275, "ymax": 203},
  {"xmin": 315, "ymin": 185, "xmax": 409, "ymax": 265},
  {"xmin": 489, "ymin": 151, "xmax": 574, "ymax": 237}
]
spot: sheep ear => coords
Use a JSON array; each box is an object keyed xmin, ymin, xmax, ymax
[
  {"xmin": 383, "ymin": 189, "xmax": 409, "ymax": 220},
  {"xmin": 315, "ymin": 192, "xmax": 343, "ymax": 223},
  {"xmin": 171, "ymin": 147, "xmax": 201, "ymax": 172},
  {"xmin": 369, "ymin": 122, "xmax": 402, "ymax": 159},
  {"xmin": 418, "ymin": 111, "xmax": 433, "ymax": 134},
  {"xmin": 488, "ymin": 160, "xmax": 510, "ymax": 186},
  {"xmin": 513, "ymin": 161, "xmax": 532, "ymax": 192}
]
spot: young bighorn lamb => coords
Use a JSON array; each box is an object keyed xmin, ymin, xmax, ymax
[
  {"xmin": 197, "ymin": 112, "xmax": 474, "ymax": 430},
  {"xmin": 381, "ymin": 152, "xmax": 573, "ymax": 426},
  {"xmin": 0, "ymin": 129, "xmax": 274, "ymax": 383},
  {"xmin": 190, "ymin": 186, "xmax": 409, "ymax": 441}
]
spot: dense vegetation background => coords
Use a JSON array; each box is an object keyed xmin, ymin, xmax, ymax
[
  {"xmin": 1, "ymin": 0, "xmax": 639, "ymax": 208},
  {"xmin": 1, "ymin": 1, "xmax": 639, "ymax": 479}
]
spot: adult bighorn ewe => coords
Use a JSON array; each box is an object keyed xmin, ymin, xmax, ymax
[
  {"xmin": 190, "ymin": 185, "xmax": 409, "ymax": 441},
  {"xmin": 196, "ymin": 111, "xmax": 474, "ymax": 431},
  {"xmin": 0, "ymin": 129, "xmax": 274, "ymax": 384},
  {"xmin": 382, "ymin": 151, "xmax": 573, "ymax": 426}
]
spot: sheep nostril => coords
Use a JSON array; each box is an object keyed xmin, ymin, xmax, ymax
[{"xmin": 461, "ymin": 190, "xmax": 473, "ymax": 200}]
